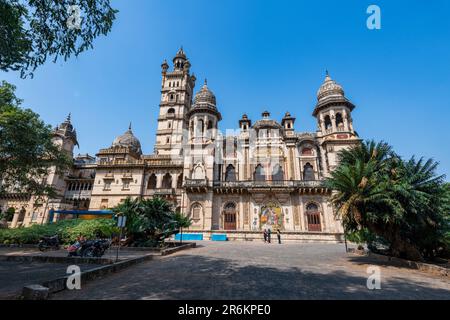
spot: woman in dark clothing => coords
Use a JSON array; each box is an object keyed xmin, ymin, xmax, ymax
[
  {"xmin": 263, "ymin": 229, "xmax": 267, "ymax": 243},
  {"xmin": 277, "ymin": 229, "xmax": 281, "ymax": 244},
  {"xmin": 267, "ymin": 229, "xmax": 271, "ymax": 243}
]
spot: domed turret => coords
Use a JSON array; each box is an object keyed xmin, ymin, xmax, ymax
[
  {"xmin": 193, "ymin": 79, "xmax": 217, "ymax": 108},
  {"xmin": 173, "ymin": 47, "xmax": 187, "ymax": 71},
  {"xmin": 112, "ymin": 123, "xmax": 142, "ymax": 154},
  {"xmin": 313, "ymin": 71, "xmax": 354, "ymax": 117},
  {"xmin": 317, "ymin": 71, "xmax": 345, "ymax": 101}
]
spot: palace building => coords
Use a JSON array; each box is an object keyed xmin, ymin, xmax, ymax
[{"xmin": 0, "ymin": 48, "xmax": 360, "ymax": 242}]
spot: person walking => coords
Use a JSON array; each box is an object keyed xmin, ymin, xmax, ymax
[
  {"xmin": 263, "ymin": 229, "xmax": 267, "ymax": 243},
  {"xmin": 277, "ymin": 229, "xmax": 281, "ymax": 244},
  {"xmin": 267, "ymin": 229, "xmax": 271, "ymax": 243}
]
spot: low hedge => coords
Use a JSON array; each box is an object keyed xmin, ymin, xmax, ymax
[{"xmin": 0, "ymin": 218, "xmax": 119, "ymax": 245}]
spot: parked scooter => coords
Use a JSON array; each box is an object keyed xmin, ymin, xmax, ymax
[{"xmin": 38, "ymin": 235, "xmax": 60, "ymax": 251}]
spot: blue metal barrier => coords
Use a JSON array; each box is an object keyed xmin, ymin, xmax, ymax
[
  {"xmin": 174, "ymin": 233, "xmax": 203, "ymax": 241},
  {"xmin": 211, "ymin": 234, "xmax": 227, "ymax": 241}
]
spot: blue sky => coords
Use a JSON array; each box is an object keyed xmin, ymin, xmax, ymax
[{"xmin": 1, "ymin": 0, "xmax": 450, "ymax": 177}]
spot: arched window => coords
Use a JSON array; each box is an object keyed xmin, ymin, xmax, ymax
[
  {"xmin": 254, "ymin": 164, "xmax": 266, "ymax": 181},
  {"xmin": 166, "ymin": 137, "xmax": 170, "ymax": 144},
  {"xmin": 272, "ymin": 164, "xmax": 284, "ymax": 181},
  {"xmin": 191, "ymin": 203, "xmax": 202, "ymax": 221},
  {"xmin": 336, "ymin": 113, "xmax": 344, "ymax": 127},
  {"xmin": 192, "ymin": 164, "xmax": 205, "ymax": 180},
  {"xmin": 197, "ymin": 119, "xmax": 204, "ymax": 136},
  {"xmin": 177, "ymin": 174, "xmax": 183, "ymax": 188},
  {"xmin": 170, "ymin": 94, "xmax": 174, "ymax": 101},
  {"xmin": 303, "ymin": 163, "xmax": 315, "ymax": 181},
  {"xmin": 324, "ymin": 115, "xmax": 332, "ymax": 130},
  {"xmin": 147, "ymin": 174, "xmax": 157, "ymax": 189},
  {"xmin": 225, "ymin": 164, "xmax": 236, "ymax": 182},
  {"xmin": 306, "ymin": 203, "xmax": 321, "ymax": 231},
  {"xmin": 162, "ymin": 173, "xmax": 172, "ymax": 189},
  {"xmin": 167, "ymin": 108, "xmax": 175, "ymax": 114},
  {"xmin": 207, "ymin": 120, "xmax": 213, "ymax": 130}
]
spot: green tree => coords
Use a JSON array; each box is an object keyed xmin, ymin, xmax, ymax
[
  {"xmin": 326, "ymin": 140, "xmax": 449, "ymax": 261},
  {"xmin": 173, "ymin": 210, "xmax": 193, "ymax": 245},
  {"xmin": 112, "ymin": 197, "xmax": 190, "ymax": 247},
  {"xmin": 0, "ymin": 0, "xmax": 117, "ymax": 78},
  {"xmin": 0, "ymin": 81, "xmax": 71, "ymax": 198}
]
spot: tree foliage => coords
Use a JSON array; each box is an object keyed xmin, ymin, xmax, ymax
[
  {"xmin": 0, "ymin": 0, "xmax": 117, "ymax": 77},
  {"xmin": 326, "ymin": 140, "xmax": 449, "ymax": 261},
  {"xmin": 112, "ymin": 197, "xmax": 192, "ymax": 248},
  {"xmin": 0, "ymin": 218, "xmax": 118, "ymax": 244},
  {"xmin": 0, "ymin": 80, "xmax": 71, "ymax": 198}
]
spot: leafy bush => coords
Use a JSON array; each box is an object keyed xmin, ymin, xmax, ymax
[
  {"xmin": 0, "ymin": 218, "xmax": 119, "ymax": 245},
  {"xmin": 112, "ymin": 197, "xmax": 192, "ymax": 247}
]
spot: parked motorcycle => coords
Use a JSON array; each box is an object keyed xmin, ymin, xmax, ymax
[
  {"xmin": 83, "ymin": 239, "xmax": 111, "ymax": 258},
  {"xmin": 38, "ymin": 235, "xmax": 60, "ymax": 251},
  {"xmin": 67, "ymin": 239, "xmax": 110, "ymax": 258}
]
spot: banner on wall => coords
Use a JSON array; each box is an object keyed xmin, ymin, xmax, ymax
[{"xmin": 260, "ymin": 202, "xmax": 284, "ymax": 231}]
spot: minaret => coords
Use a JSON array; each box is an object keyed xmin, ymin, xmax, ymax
[
  {"xmin": 155, "ymin": 47, "xmax": 196, "ymax": 157},
  {"xmin": 313, "ymin": 71, "xmax": 359, "ymax": 174}
]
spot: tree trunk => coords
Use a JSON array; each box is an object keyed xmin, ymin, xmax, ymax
[{"xmin": 368, "ymin": 223, "xmax": 424, "ymax": 262}]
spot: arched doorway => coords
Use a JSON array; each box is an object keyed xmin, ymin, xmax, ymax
[
  {"xmin": 223, "ymin": 202, "xmax": 237, "ymax": 230},
  {"xmin": 306, "ymin": 203, "xmax": 321, "ymax": 231},
  {"xmin": 162, "ymin": 173, "xmax": 172, "ymax": 189}
]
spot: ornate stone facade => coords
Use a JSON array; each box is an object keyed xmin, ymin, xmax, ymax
[{"xmin": 0, "ymin": 49, "xmax": 360, "ymax": 241}]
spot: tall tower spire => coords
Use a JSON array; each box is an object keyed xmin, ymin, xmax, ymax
[{"xmin": 155, "ymin": 48, "xmax": 197, "ymax": 157}]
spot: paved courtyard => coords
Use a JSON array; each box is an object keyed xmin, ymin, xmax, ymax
[{"xmin": 49, "ymin": 241, "xmax": 450, "ymax": 300}]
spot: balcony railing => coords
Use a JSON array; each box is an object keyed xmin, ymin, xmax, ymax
[
  {"xmin": 184, "ymin": 179, "xmax": 208, "ymax": 188},
  {"xmin": 213, "ymin": 180, "xmax": 325, "ymax": 188}
]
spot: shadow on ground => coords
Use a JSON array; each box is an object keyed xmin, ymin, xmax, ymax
[{"xmin": 51, "ymin": 254, "xmax": 450, "ymax": 300}]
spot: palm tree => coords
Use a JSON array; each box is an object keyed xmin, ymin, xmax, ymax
[{"xmin": 326, "ymin": 140, "xmax": 449, "ymax": 261}]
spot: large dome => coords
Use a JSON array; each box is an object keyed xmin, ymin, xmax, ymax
[
  {"xmin": 193, "ymin": 80, "xmax": 217, "ymax": 107},
  {"xmin": 112, "ymin": 124, "xmax": 142, "ymax": 154},
  {"xmin": 317, "ymin": 72, "xmax": 345, "ymax": 101}
]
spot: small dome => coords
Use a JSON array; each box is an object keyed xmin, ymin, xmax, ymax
[
  {"xmin": 112, "ymin": 124, "xmax": 142, "ymax": 154},
  {"xmin": 193, "ymin": 80, "xmax": 217, "ymax": 107},
  {"xmin": 253, "ymin": 111, "xmax": 283, "ymax": 130},
  {"xmin": 317, "ymin": 72, "xmax": 344, "ymax": 101}
]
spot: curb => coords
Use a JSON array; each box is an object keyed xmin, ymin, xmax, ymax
[
  {"xmin": 40, "ymin": 254, "xmax": 155, "ymax": 296},
  {"xmin": 0, "ymin": 255, "xmax": 114, "ymax": 265},
  {"xmin": 18, "ymin": 241, "xmax": 197, "ymax": 299},
  {"xmin": 161, "ymin": 242, "xmax": 196, "ymax": 256},
  {"xmin": 349, "ymin": 249, "xmax": 449, "ymax": 277}
]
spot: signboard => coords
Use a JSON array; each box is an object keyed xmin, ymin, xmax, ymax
[{"xmin": 117, "ymin": 216, "xmax": 127, "ymax": 228}]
